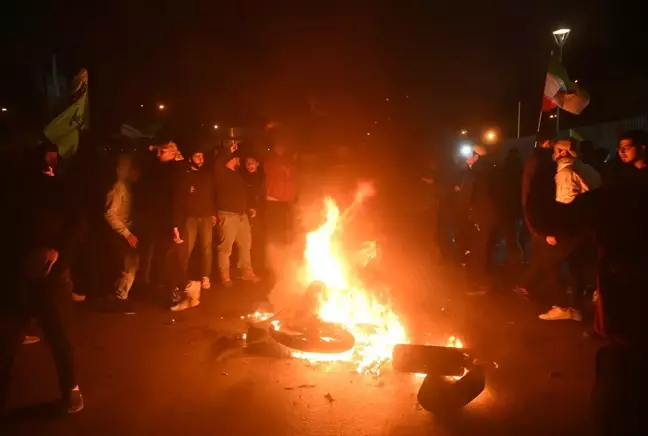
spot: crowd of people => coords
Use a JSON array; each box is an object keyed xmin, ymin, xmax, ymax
[
  {"xmin": 0, "ymin": 135, "xmax": 299, "ymax": 414},
  {"xmin": 1, "ymin": 126, "xmax": 646, "ymax": 432},
  {"xmin": 423, "ymin": 129, "xmax": 647, "ymax": 434}
]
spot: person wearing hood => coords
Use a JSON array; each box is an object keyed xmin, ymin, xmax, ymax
[
  {"xmin": 536, "ymin": 139, "xmax": 601, "ymax": 322},
  {"xmin": 104, "ymin": 154, "xmax": 141, "ymax": 314},
  {"xmin": 170, "ymin": 144, "xmax": 216, "ymax": 311},
  {"xmin": 1, "ymin": 142, "xmax": 84, "ymax": 413}
]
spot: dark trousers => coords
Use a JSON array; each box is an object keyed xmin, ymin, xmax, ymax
[
  {"xmin": 1, "ymin": 270, "xmax": 77, "ymax": 403},
  {"xmin": 250, "ymin": 215, "xmax": 266, "ymax": 274},
  {"xmin": 499, "ymin": 216, "xmax": 524, "ymax": 266},
  {"xmin": 139, "ymin": 226, "xmax": 184, "ymax": 296},
  {"xmin": 519, "ymin": 234, "xmax": 568, "ymax": 298},
  {"xmin": 265, "ymin": 201, "xmax": 293, "ymax": 246},
  {"xmin": 468, "ymin": 220, "xmax": 497, "ymax": 286},
  {"xmin": 178, "ymin": 217, "xmax": 213, "ymax": 279},
  {"xmin": 591, "ymin": 343, "xmax": 647, "ymax": 435}
]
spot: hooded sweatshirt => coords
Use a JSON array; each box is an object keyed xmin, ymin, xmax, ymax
[{"xmin": 555, "ymin": 157, "xmax": 602, "ymax": 204}]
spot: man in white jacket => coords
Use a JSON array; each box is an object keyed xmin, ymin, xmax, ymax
[{"xmin": 540, "ymin": 139, "xmax": 602, "ymax": 321}]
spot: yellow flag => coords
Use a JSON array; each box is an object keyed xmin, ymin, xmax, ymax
[{"xmin": 43, "ymin": 69, "xmax": 88, "ymax": 158}]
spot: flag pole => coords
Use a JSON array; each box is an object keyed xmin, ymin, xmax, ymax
[
  {"xmin": 517, "ymin": 101, "xmax": 521, "ymax": 138},
  {"xmin": 535, "ymin": 50, "xmax": 555, "ymax": 147}
]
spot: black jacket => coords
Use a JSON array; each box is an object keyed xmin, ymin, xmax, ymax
[
  {"xmin": 242, "ymin": 170, "xmax": 266, "ymax": 214},
  {"xmin": 172, "ymin": 164, "xmax": 215, "ymax": 228}
]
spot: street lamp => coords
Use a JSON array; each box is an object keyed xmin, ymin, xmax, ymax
[
  {"xmin": 158, "ymin": 104, "xmax": 166, "ymax": 110},
  {"xmin": 552, "ymin": 27, "xmax": 571, "ymax": 133},
  {"xmin": 213, "ymin": 124, "xmax": 219, "ymax": 130},
  {"xmin": 460, "ymin": 129, "xmax": 468, "ymax": 136},
  {"xmin": 1, "ymin": 107, "xmax": 7, "ymax": 112}
]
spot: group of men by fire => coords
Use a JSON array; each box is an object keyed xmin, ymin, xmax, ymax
[
  {"xmin": 0, "ymin": 133, "xmax": 298, "ymax": 414},
  {"xmin": 425, "ymin": 129, "xmax": 647, "ymax": 433}
]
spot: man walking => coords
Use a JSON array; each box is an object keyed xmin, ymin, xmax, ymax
[{"xmin": 105, "ymin": 155, "xmax": 141, "ymax": 314}]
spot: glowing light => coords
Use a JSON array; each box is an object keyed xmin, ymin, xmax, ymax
[
  {"xmin": 0, "ymin": 107, "xmax": 7, "ymax": 112},
  {"xmin": 140, "ymin": 104, "xmax": 144, "ymax": 108},
  {"xmin": 483, "ymin": 129, "xmax": 497, "ymax": 142},
  {"xmin": 158, "ymin": 104, "xmax": 166, "ymax": 110},
  {"xmin": 366, "ymin": 132, "xmax": 371, "ymax": 136},
  {"xmin": 213, "ymin": 124, "xmax": 219, "ymax": 129},
  {"xmin": 552, "ymin": 28, "xmax": 571, "ymax": 35},
  {"xmin": 460, "ymin": 129, "xmax": 468, "ymax": 136},
  {"xmin": 460, "ymin": 144, "xmax": 473, "ymax": 157}
]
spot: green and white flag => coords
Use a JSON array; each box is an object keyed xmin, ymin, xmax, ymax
[{"xmin": 44, "ymin": 68, "xmax": 89, "ymax": 158}]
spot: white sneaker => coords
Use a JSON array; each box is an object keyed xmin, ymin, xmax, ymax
[
  {"xmin": 170, "ymin": 298, "xmax": 200, "ymax": 312},
  {"xmin": 539, "ymin": 306, "xmax": 573, "ymax": 321},
  {"xmin": 202, "ymin": 276, "xmax": 211, "ymax": 290}
]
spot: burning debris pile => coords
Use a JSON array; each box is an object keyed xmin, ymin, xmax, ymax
[{"xmin": 243, "ymin": 187, "xmax": 485, "ymax": 411}]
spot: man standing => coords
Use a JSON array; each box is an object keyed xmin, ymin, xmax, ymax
[
  {"xmin": 1, "ymin": 143, "xmax": 84, "ymax": 413},
  {"xmin": 105, "ymin": 155, "xmax": 141, "ymax": 314},
  {"xmin": 137, "ymin": 140, "xmax": 184, "ymax": 304},
  {"xmin": 264, "ymin": 141, "xmax": 297, "ymax": 246},
  {"xmin": 214, "ymin": 144, "xmax": 261, "ymax": 286},
  {"xmin": 242, "ymin": 153, "xmax": 267, "ymax": 274},
  {"xmin": 171, "ymin": 147, "xmax": 216, "ymax": 311},
  {"xmin": 539, "ymin": 139, "xmax": 601, "ymax": 321}
]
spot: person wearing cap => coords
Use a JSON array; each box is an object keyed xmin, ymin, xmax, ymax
[
  {"xmin": 170, "ymin": 144, "xmax": 216, "ymax": 311},
  {"xmin": 213, "ymin": 143, "xmax": 261, "ymax": 286},
  {"xmin": 536, "ymin": 138, "xmax": 601, "ymax": 322},
  {"xmin": 137, "ymin": 139, "xmax": 185, "ymax": 303}
]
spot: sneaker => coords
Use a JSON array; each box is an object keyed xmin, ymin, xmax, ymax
[
  {"xmin": 539, "ymin": 305, "xmax": 573, "ymax": 320},
  {"xmin": 170, "ymin": 298, "xmax": 201, "ymax": 312},
  {"xmin": 171, "ymin": 287, "xmax": 183, "ymax": 304},
  {"xmin": 202, "ymin": 276, "xmax": 211, "ymax": 290},
  {"xmin": 65, "ymin": 386, "xmax": 84, "ymax": 414},
  {"xmin": 72, "ymin": 293, "xmax": 86, "ymax": 302},
  {"xmin": 240, "ymin": 269, "xmax": 261, "ymax": 283},
  {"xmin": 22, "ymin": 335, "xmax": 40, "ymax": 345},
  {"xmin": 220, "ymin": 269, "xmax": 233, "ymax": 288}
]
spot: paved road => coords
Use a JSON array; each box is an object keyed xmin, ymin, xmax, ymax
[{"xmin": 2, "ymin": 238, "xmax": 598, "ymax": 436}]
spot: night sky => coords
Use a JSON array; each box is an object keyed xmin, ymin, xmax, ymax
[{"xmin": 1, "ymin": 1, "xmax": 647, "ymax": 145}]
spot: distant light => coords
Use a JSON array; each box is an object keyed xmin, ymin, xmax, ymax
[
  {"xmin": 484, "ymin": 129, "xmax": 497, "ymax": 142},
  {"xmin": 460, "ymin": 129, "xmax": 468, "ymax": 136},
  {"xmin": 552, "ymin": 28, "xmax": 571, "ymax": 35},
  {"xmin": 158, "ymin": 104, "xmax": 165, "ymax": 110},
  {"xmin": 366, "ymin": 132, "xmax": 371, "ymax": 136},
  {"xmin": 574, "ymin": 79, "xmax": 579, "ymax": 83},
  {"xmin": 213, "ymin": 124, "xmax": 219, "ymax": 129},
  {"xmin": 1, "ymin": 107, "xmax": 7, "ymax": 112},
  {"xmin": 405, "ymin": 95, "xmax": 409, "ymax": 99},
  {"xmin": 460, "ymin": 144, "xmax": 473, "ymax": 157},
  {"xmin": 549, "ymin": 114, "xmax": 556, "ymax": 119},
  {"xmin": 385, "ymin": 98, "xmax": 390, "ymax": 102},
  {"xmin": 140, "ymin": 104, "xmax": 144, "ymax": 108},
  {"xmin": 374, "ymin": 121, "xmax": 378, "ymax": 124}
]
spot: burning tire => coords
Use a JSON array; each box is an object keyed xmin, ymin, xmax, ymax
[
  {"xmin": 417, "ymin": 365, "xmax": 486, "ymax": 413},
  {"xmin": 269, "ymin": 321, "xmax": 355, "ymax": 354}
]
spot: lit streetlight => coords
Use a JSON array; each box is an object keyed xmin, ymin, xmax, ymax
[
  {"xmin": 140, "ymin": 104, "xmax": 144, "ymax": 108},
  {"xmin": 366, "ymin": 132, "xmax": 371, "ymax": 136},
  {"xmin": 552, "ymin": 27, "xmax": 571, "ymax": 133},
  {"xmin": 213, "ymin": 124, "xmax": 219, "ymax": 130},
  {"xmin": 1, "ymin": 107, "xmax": 7, "ymax": 112},
  {"xmin": 158, "ymin": 104, "xmax": 166, "ymax": 110},
  {"xmin": 460, "ymin": 129, "xmax": 468, "ymax": 136}
]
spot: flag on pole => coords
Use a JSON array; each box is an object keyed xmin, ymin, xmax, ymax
[
  {"xmin": 44, "ymin": 68, "xmax": 89, "ymax": 158},
  {"xmin": 542, "ymin": 57, "xmax": 590, "ymax": 115}
]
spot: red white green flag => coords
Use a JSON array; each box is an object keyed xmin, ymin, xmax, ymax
[{"xmin": 542, "ymin": 57, "xmax": 590, "ymax": 115}]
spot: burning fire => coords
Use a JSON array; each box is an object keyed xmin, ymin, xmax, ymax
[
  {"xmin": 249, "ymin": 187, "xmax": 462, "ymax": 376},
  {"xmin": 291, "ymin": 195, "xmax": 407, "ymax": 374}
]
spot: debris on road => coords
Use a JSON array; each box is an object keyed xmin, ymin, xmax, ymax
[
  {"xmin": 324, "ymin": 393, "xmax": 335, "ymax": 403},
  {"xmin": 297, "ymin": 384, "xmax": 316, "ymax": 388},
  {"xmin": 220, "ymin": 372, "xmax": 228, "ymax": 376}
]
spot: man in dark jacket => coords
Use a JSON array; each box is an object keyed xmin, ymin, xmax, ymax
[
  {"xmin": 214, "ymin": 143, "xmax": 261, "ymax": 286},
  {"xmin": 1, "ymin": 143, "xmax": 84, "ymax": 414},
  {"xmin": 526, "ymin": 156, "xmax": 648, "ymax": 435},
  {"xmin": 457, "ymin": 145, "xmax": 499, "ymax": 295},
  {"xmin": 171, "ymin": 147, "xmax": 216, "ymax": 311},
  {"xmin": 242, "ymin": 152, "xmax": 266, "ymax": 274},
  {"xmin": 137, "ymin": 140, "xmax": 184, "ymax": 303}
]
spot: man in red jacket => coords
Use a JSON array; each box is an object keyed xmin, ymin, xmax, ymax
[
  {"xmin": 526, "ymin": 156, "xmax": 648, "ymax": 435},
  {"xmin": 264, "ymin": 142, "xmax": 297, "ymax": 246}
]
